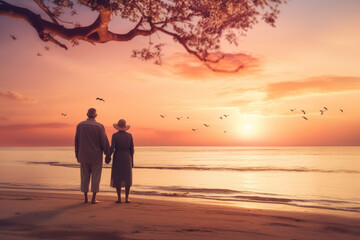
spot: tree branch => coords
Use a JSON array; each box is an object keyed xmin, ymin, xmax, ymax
[
  {"xmin": 0, "ymin": 1, "xmax": 157, "ymax": 47},
  {"xmin": 155, "ymin": 26, "xmax": 243, "ymax": 73},
  {"xmin": 40, "ymin": 32, "xmax": 68, "ymax": 50},
  {"xmin": 33, "ymin": 0, "xmax": 59, "ymax": 24},
  {"xmin": 0, "ymin": 0, "xmax": 284, "ymax": 73}
]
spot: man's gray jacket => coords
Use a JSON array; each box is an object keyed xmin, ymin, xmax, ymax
[{"xmin": 75, "ymin": 118, "xmax": 110, "ymax": 164}]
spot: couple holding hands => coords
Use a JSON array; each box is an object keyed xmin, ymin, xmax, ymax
[{"xmin": 75, "ymin": 108, "xmax": 134, "ymax": 204}]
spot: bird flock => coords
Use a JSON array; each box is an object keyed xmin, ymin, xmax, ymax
[
  {"xmin": 60, "ymin": 96, "xmax": 345, "ymax": 131},
  {"xmin": 159, "ymin": 114, "xmax": 230, "ymax": 133},
  {"xmin": 292, "ymin": 107, "xmax": 344, "ymax": 121},
  {"xmin": 60, "ymin": 97, "xmax": 230, "ymax": 134}
]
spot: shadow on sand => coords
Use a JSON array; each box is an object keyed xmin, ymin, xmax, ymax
[{"xmin": 0, "ymin": 202, "xmax": 126, "ymax": 240}]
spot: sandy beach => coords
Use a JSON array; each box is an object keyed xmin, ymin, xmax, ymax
[{"xmin": 0, "ymin": 190, "xmax": 359, "ymax": 240}]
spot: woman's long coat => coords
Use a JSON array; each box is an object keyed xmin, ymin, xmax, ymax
[{"xmin": 107, "ymin": 131, "xmax": 134, "ymax": 188}]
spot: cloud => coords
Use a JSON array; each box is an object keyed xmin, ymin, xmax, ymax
[
  {"xmin": 264, "ymin": 75, "xmax": 360, "ymax": 100},
  {"xmin": 0, "ymin": 90, "xmax": 37, "ymax": 103},
  {"xmin": 0, "ymin": 123, "xmax": 72, "ymax": 131},
  {"xmin": 0, "ymin": 123, "xmax": 74, "ymax": 146},
  {"xmin": 164, "ymin": 52, "xmax": 261, "ymax": 80},
  {"xmin": 0, "ymin": 116, "xmax": 9, "ymax": 121},
  {"xmin": 220, "ymin": 75, "xmax": 360, "ymax": 106}
]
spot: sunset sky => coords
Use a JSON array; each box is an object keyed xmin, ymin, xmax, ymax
[{"xmin": 1, "ymin": 0, "xmax": 360, "ymax": 146}]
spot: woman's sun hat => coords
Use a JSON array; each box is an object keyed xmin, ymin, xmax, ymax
[{"xmin": 113, "ymin": 119, "xmax": 130, "ymax": 131}]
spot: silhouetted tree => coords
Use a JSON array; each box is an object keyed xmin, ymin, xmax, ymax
[{"xmin": 0, "ymin": 0, "xmax": 285, "ymax": 71}]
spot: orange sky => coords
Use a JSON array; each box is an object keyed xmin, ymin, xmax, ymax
[{"xmin": 1, "ymin": 0, "xmax": 360, "ymax": 146}]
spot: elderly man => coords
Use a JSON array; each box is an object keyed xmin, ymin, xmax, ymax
[{"xmin": 75, "ymin": 108, "xmax": 109, "ymax": 203}]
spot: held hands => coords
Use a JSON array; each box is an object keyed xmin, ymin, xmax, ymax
[{"xmin": 105, "ymin": 157, "xmax": 111, "ymax": 164}]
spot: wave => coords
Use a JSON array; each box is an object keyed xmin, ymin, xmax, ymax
[
  {"xmin": 133, "ymin": 186, "xmax": 360, "ymax": 213},
  {"xmin": 0, "ymin": 182, "xmax": 359, "ymax": 213},
  {"xmin": 26, "ymin": 161, "xmax": 360, "ymax": 174}
]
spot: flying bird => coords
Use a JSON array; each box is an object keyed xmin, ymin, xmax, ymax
[
  {"xmin": 192, "ymin": 129, "xmax": 197, "ymax": 131},
  {"xmin": 219, "ymin": 116, "xmax": 223, "ymax": 119},
  {"xmin": 160, "ymin": 115, "xmax": 166, "ymax": 118},
  {"xmin": 223, "ymin": 114, "xmax": 229, "ymax": 117},
  {"xmin": 187, "ymin": 117, "xmax": 190, "ymax": 119},
  {"xmin": 10, "ymin": 34, "xmax": 16, "ymax": 40},
  {"xmin": 290, "ymin": 109, "xmax": 296, "ymax": 112},
  {"xmin": 224, "ymin": 130, "xmax": 227, "ymax": 134},
  {"xmin": 176, "ymin": 117, "xmax": 182, "ymax": 120},
  {"xmin": 37, "ymin": 52, "xmax": 42, "ymax": 56},
  {"xmin": 61, "ymin": 113, "xmax": 67, "ymax": 117},
  {"xmin": 301, "ymin": 110, "xmax": 306, "ymax": 114},
  {"xmin": 320, "ymin": 110, "xmax": 324, "ymax": 115},
  {"xmin": 323, "ymin": 107, "xmax": 328, "ymax": 111},
  {"xmin": 340, "ymin": 109, "xmax": 344, "ymax": 112},
  {"xmin": 302, "ymin": 116, "xmax": 308, "ymax": 120},
  {"xmin": 203, "ymin": 124, "xmax": 210, "ymax": 127},
  {"xmin": 45, "ymin": 46, "xmax": 50, "ymax": 51},
  {"xmin": 96, "ymin": 97, "xmax": 105, "ymax": 102}
]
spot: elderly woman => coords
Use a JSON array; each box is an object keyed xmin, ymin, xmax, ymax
[{"xmin": 105, "ymin": 119, "xmax": 134, "ymax": 203}]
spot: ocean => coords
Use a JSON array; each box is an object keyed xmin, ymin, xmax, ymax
[{"xmin": 0, "ymin": 146, "xmax": 359, "ymax": 216}]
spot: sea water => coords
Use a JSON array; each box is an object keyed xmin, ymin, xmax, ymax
[{"xmin": 0, "ymin": 146, "xmax": 359, "ymax": 216}]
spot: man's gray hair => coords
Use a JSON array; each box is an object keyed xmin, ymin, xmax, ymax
[{"xmin": 87, "ymin": 108, "xmax": 97, "ymax": 118}]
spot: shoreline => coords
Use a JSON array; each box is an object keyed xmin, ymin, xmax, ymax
[
  {"xmin": 1, "ymin": 185, "xmax": 358, "ymax": 218},
  {"xmin": 1, "ymin": 190, "xmax": 359, "ymax": 240}
]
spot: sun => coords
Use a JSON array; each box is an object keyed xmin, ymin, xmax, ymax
[
  {"xmin": 238, "ymin": 122, "xmax": 258, "ymax": 138},
  {"xmin": 243, "ymin": 123, "xmax": 254, "ymax": 133}
]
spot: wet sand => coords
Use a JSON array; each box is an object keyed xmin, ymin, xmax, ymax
[{"xmin": 0, "ymin": 190, "xmax": 359, "ymax": 240}]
